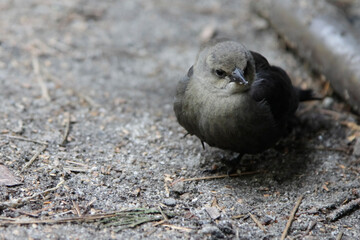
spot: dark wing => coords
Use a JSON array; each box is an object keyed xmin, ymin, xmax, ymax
[{"xmin": 249, "ymin": 51, "xmax": 299, "ymax": 122}]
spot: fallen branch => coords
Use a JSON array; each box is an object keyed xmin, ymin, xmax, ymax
[{"xmin": 327, "ymin": 198, "xmax": 360, "ymax": 222}]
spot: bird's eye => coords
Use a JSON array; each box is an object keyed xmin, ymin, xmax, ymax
[{"xmin": 215, "ymin": 69, "xmax": 226, "ymax": 78}]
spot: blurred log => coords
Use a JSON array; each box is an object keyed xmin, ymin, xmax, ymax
[{"xmin": 253, "ymin": 0, "xmax": 360, "ymax": 114}]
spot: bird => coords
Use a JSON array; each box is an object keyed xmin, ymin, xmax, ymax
[{"xmin": 174, "ymin": 39, "xmax": 318, "ymax": 170}]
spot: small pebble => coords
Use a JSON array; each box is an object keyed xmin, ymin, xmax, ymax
[
  {"xmin": 171, "ymin": 181, "xmax": 185, "ymax": 194},
  {"xmin": 205, "ymin": 206, "xmax": 221, "ymax": 219},
  {"xmin": 322, "ymin": 97, "xmax": 334, "ymax": 108},
  {"xmin": 163, "ymin": 198, "xmax": 176, "ymax": 207},
  {"xmin": 252, "ymin": 17, "xmax": 269, "ymax": 30},
  {"xmin": 199, "ymin": 25, "xmax": 217, "ymax": 43}
]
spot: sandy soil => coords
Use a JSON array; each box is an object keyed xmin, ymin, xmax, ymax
[{"xmin": 0, "ymin": 0, "xmax": 359, "ymax": 239}]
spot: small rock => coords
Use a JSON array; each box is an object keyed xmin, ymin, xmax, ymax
[
  {"xmin": 180, "ymin": 192, "xmax": 191, "ymax": 199},
  {"xmin": 205, "ymin": 206, "xmax": 221, "ymax": 220},
  {"xmin": 171, "ymin": 181, "xmax": 185, "ymax": 194},
  {"xmin": 262, "ymin": 215, "xmax": 276, "ymax": 225},
  {"xmin": 252, "ymin": 16, "xmax": 269, "ymax": 30},
  {"xmin": 49, "ymin": 169, "xmax": 58, "ymax": 177},
  {"xmin": 13, "ymin": 120, "xmax": 24, "ymax": 134},
  {"xmin": 163, "ymin": 198, "xmax": 176, "ymax": 207},
  {"xmin": 322, "ymin": 97, "xmax": 334, "ymax": 108}
]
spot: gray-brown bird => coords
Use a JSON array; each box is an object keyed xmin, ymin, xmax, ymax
[{"xmin": 174, "ymin": 39, "xmax": 317, "ymax": 169}]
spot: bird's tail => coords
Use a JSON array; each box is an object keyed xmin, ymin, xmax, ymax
[{"xmin": 296, "ymin": 88, "xmax": 322, "ymax": 102}]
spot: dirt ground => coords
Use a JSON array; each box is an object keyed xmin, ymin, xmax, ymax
[{"xmin": 1, "ymin": 0, "xmax": 360, "ymax": 239}]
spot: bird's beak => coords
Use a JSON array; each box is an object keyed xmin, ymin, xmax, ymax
[{"xmin": 230, "ymin": 68, "xmax": 248, "ymax": 85}]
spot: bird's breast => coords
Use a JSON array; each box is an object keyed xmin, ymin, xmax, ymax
[{"xmin": 181, "ymin": 83, "xmax": 280, "ymax": 153}]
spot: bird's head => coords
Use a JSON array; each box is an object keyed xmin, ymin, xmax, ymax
[{"xmin": 195, "ymin": 40, "xmax": 255, "ymax": 93}]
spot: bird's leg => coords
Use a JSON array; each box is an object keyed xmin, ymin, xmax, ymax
[
  {"xmin": 181, "ymin": 133, "xmax": 206, "ymax": 150},
  {"xmin": 182, "ymin": 132, "xmax": 190, "ymax": 138},
  {"xmin": 221, "ymin": 153, "xmax": 243, "ymax": 175},
  {"xmin": 200, "ymin": 140, "xmax": 205, "ymax": 150}
]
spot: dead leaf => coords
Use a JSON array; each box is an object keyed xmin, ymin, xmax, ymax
[{"xmin": 0, "ymin": 165, "xmax": 21, "ymax": 186}]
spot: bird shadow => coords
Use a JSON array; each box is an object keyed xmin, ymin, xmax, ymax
[{"xmin": 200, "ymin": 108, "xmax": 337, "ymax": 185}]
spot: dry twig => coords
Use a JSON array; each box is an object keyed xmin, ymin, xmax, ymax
[
  {"xmin": 308, "ymin": 146, "xmax": 351, "ymax": 155},
  {"xmin": 303, "ymin": 220, "xmax": 317, "ymax": 237},
  {"xmin": 181, "ymin": 170, "xmax": 262, "ymax": 182},
  {"xmin": 82, "ymin": 198, "xmax": 97, "ymax": 215},
  {"xmin": 72, "ymin": 201, "xmax": 82, "ymax": 217},
  {"xmin": 249, "ymin": 212, "xmax": 267, "ymax": 233},
  {"xmin": 327, "ymin": 198, "xmax": 360, "ymax": 222},
  {"xmin": 231, "ymin": 214, "xmax": 246, "ymax": 219},
  {"xmin": 1, "ymin": 135, "xmax": 48, "ymax": 145},
  {"xmin": 21, "ymin": 144, "xmax": 47, "ymax": 172},
  {"xmin": 158, "ymin": 206, "xmax": 168, "ymax": 221},
  {"xmin": 280, "ymin": 195, "xmax": 304, "ymax": 240},
  {"xmin": 32, "ymin": 56, "xmax": 51, "ymax": 101},
  {"xmin": 61, "ymin": 112, "xmax": 71, "ymax": 146},
  {"xmin": 336, "ymin": 231, "xmax": 343, "ymax": 240},
  {"xmin": 0, "ymin": 216, "xmax": 16, "ymax": 221},
  {"xmin": 77, "ymin": 92, "xmax": 99, "ymax": 108},
  {"xmin": 163, "ymin": 174, "xmax": 172, "ymax": 197},
  {"xmin": 152, "ymin": 219, "xmax": 166, "ymax": 227}
]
